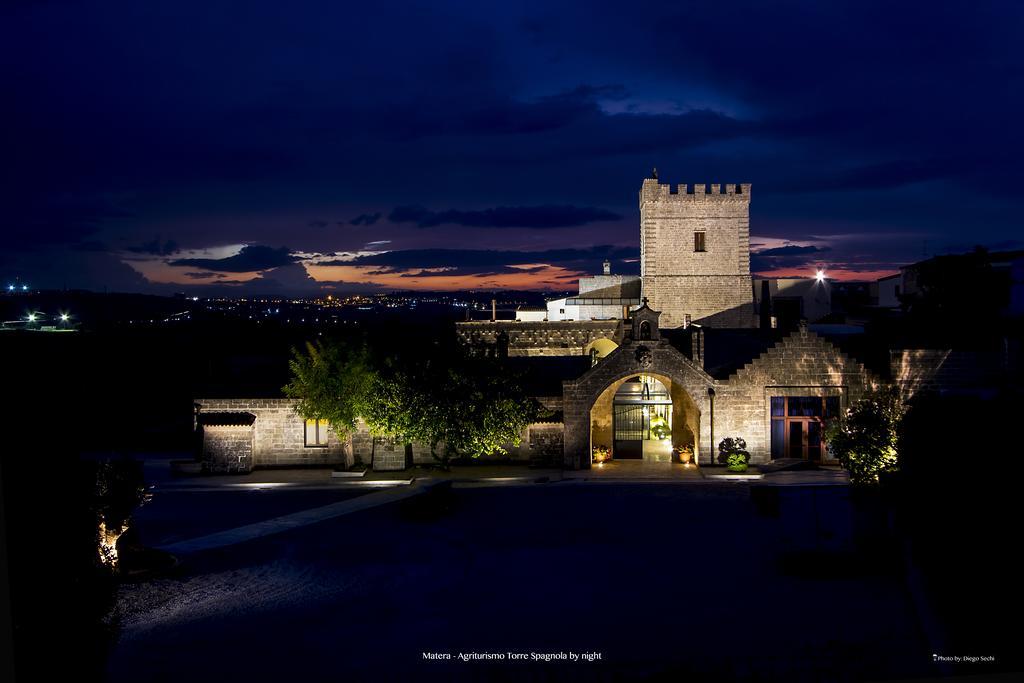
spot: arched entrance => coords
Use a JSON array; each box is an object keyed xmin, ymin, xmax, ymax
[
  {"xmin": 612, "ymin": 376, "xmax": 671, "ymax": 459},
  {"xmin": 588, "ymin": 371, "xmax": 701, "ymax": 464}
]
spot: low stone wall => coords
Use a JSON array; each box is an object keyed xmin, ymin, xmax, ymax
[
  {"xmin": 195, "ymin": 398, "xmax": 350, "ymax": 469},
  {"xmin": 202, "ymin": 425, "xmax": 254, "ymax": 473},
  {"xmin": 527, "ymin": 423, "xmax": 564, "ymax": 467}
]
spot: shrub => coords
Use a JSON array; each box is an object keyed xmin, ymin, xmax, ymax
[
  {"xmin": 718, "ymin": 437, "xmax": 750, "ymax": 466},
  {"xmin": 726, "ymin": 453, "xmax": 748, "ymax": 472},
  {"xmin": 824, "ymin": 386, "xmax": 904, "ymax": 485},
  {"xmin": 592, "ymin": 445, "xmax": 611, "ymax": 464}
]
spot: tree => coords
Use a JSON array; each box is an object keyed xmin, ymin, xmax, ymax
[
  {"xmin": 284, "ymin": 339, "xmax": 538, "ymax": 470},
  {"xmin": 283, "ymin": 340, "xmax": 373, "ymax": 439},
  {"xmin": 824, "ymin": 386, "xmax": 905, "ymax": 485},
  {"xmin": 365, "ymin": 346, "xmax": 538, "ymax": 469}
]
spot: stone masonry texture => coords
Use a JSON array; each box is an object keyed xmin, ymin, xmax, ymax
[{"xmin": 640, "ymin": 179, "xmax": 757, "ymax": 329}]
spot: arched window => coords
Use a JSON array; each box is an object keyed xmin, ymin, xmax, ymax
[{"xmin": 639, "ymin": 320, "xmax": 651, "ymax": 340}]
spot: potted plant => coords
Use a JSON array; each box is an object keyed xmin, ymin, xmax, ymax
[
  {"xmin": 718, "ymin": 437, "xmax": 750, "ymax": 472},
  {"xmin": 592, "ymin": 445, "xmax": 611, "ymax": 464},
  {"xmin": 673, "ymin": 444, "xmax": 694, "ymax": 465},
  {"xmin": 649, "ymin": 414, "xmax": 669, "ymax": 441}
]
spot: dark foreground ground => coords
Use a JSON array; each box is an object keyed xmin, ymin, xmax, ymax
[{"xmin": 107, "ymin": 482, "xmax": 934, "ymax": 682}]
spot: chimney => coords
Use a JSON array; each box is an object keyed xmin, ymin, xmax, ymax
[
  {"xmin": 602, "ymin": 259, "xmax": 611, "ymax": 275},
  {"xmin": 491, "ymin": 298, "xmax": 497, "ymax": 322},
  {"xmin": 759, "ymin": 280, "xmax": 772, "ymax": 330},
  {"xmin": 690, "ymin": 327, "xmax": 705, "ymax": 368}
]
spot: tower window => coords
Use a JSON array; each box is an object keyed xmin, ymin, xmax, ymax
[{"xmin": 694, "ymin": 232, "xmax": 706, "ymax": 252}]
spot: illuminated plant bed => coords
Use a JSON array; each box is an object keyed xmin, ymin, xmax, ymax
[{"xmin": 592, "ymin": 445, "xmax": 612, "ymax": 465}]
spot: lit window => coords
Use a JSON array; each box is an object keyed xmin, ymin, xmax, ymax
[
  {"xmin": 769, "ymin": 396, "xmax": 840, "ymax": 461},
  {"xmin": 304, "ymin": 419, "xmax": 329, "ymax": 447},
  {"xmin": 694, "ymin": 232, "xmax": 706, "ymax": 252}
]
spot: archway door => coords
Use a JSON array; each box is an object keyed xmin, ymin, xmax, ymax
[{"xmin": 612, "ymin": 376, "xmax": 672, "ymax": 459}]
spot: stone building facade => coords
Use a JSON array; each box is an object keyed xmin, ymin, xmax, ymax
[
  {"xmin": 194, "ymin": 398, "xmax": 564, "ymax": 473},
  {"xmin": 560, "ymin": 305, "xmax": 881, "ymax": 468},
  {"xmin": 456, "ymin": 320, "xmax": 622, "ymax": 357},
  {"xmin": 640, "ymin": 179, "xmax": 756, "ymax": 329},
  {"xmin": 198, "ymin": 177, "xmax": 971, "ymax": 473},
  {"xmin": 195, "ymin": 398, "xmax": 350, "ymax": 473}
]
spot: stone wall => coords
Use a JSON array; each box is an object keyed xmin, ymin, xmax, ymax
[
  {"xmin": 527, "ymin": 423, "xmax": 564, "ymax": 466},
  {"xmin": 890, "ymin": 349, "xmax": 1009, "ymax": 398},
  {"xmin": 639, "ymin": 178, "xmax": 755, "ymax": 329},
  {"xmin": 713, "ymin": 326, "xmax": 877, "ymax": 464},
  {"xmin": 202, "ymin": 425, "xmax": 254, "ymax": 473},
  {"xmin": 578, "ymin": 274, "xmax": 642, "ymax": 297},
  {"xmin": 195, "ymin": 398, "xmax": 351, "ymax": 469},
  {"xmin": 456, "ymin": 320, "xmax": 622, "ymax": 356},
  {"xmin": 563, "ymin": 340, "xmax": 714, "ymax": 469}
]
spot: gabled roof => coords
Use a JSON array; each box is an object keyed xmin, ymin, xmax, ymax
[{"xmin": 663, "ymin": 327, "xmax": 785, "ymax": 379}]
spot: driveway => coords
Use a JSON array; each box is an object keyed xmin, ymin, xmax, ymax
[{"xmin": 109, "ymin": 482, "xmax": 931, "ymax": 682}]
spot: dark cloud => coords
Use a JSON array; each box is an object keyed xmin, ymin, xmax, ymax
[
  {"xmin": 170, "ymin": 245, "xmax": 297, "ymax": 272},
  {"xmin": 388, "ymin": 205, "xmax": 622, "ymax": 229},
  {"xmin": 330, "ymin": 245, "xmax": 635, "ymax": 269},
  {"xmin": 126, "ymin": 237, "xmax": 179, "ymax": 256},
  {"xmin": 6, "ymin": 194, "xmax": 129, "ymax": 250},
  {"xmin": 349, "ymin": 213, "xmax": 382, "ymax": 226},
  {"xmin": 71, "ymin": 240, "xmax": 109, "ymax": 252},
  {"xmin": 398, "ymin": 264, "xmax": 550, "ymax": 278},
  {"xmin": 751, "ymin": 245, "xmax": 831, "ymax": 273},
  {"xmin": 4, "ymin": 1, "xmax": 1024, "ymax": 291},
  {"xmin": 321, "ymin": 245, "xmax": 640, "ymax": 279}
]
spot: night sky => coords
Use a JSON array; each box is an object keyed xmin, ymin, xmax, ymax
[{"xmin": 4, "ymin": 1, "xmax": 1023, "ymax": 295}]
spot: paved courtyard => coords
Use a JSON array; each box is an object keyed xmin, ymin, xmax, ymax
[{"xmin": 109, "ymin": 480, "xmax": 932, "ymax": 682}]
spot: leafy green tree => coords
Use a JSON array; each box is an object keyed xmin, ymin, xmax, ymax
[
  {"xmin": 284, "ymin": 339, "xmax": 538, "ymax": 470},
  {"xmin": 371, "ymin": 348, "xmax": 537, "ymax": 469},
  {"xmin": 824, "ymin": 386, "xmax": 905, "ymax": 485},
  {"xmin": 283, "ymin": 340, "xmax": 373, "ymax": 438}
]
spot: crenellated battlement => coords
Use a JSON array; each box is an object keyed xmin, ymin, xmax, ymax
[{"xmin": 640, "ymin": 178, "xmax": 751, "ymax": 202}]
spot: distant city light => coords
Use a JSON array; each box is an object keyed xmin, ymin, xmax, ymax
[
  {"xmin": 6, "ymin": 285, "xmax": 13, "ymax": 291},
  {"xmin": 60, "ymin": 313, "xmax": 70, "ymax": 322},
  {"xmin": 21, "ymin": 285, "xmax": 28, "ymax": 291},
  {"xmin": 27, "ymin": 313, "xmax": 37, "ymax": 322},
  {"xmin": 815, "ymin": 269, "xmax": 826, "ymax": 282}
]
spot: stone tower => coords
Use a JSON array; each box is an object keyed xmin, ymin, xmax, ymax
[{"xmin": 639, "ymin": 177, "xmax": 756, "ymax": 329}]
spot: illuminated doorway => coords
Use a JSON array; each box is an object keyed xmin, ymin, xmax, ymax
[{"xmin": 612, "ymin": 376, "xmax": 672, "ymax": 459}]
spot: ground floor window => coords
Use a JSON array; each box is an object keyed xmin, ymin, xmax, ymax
[
  {"xmin": 770, "ymin": 396, "xmax": 840, "ymax": 461},
  {"xmin": 304, "ymin": 418, "xmax": 329, "ymax": 447}
]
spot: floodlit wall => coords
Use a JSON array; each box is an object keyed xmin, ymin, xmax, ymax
[
  {"xmin": 640, "ymin": 179, "xmax": 756, "ymax": 328},
  {"xmin": 196, "ymin": 398, "xmax": 350, "ymax": 469}
]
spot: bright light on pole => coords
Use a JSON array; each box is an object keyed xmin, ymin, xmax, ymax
[
  {"xmin": 27, "ymin": 313, "xmax": 37, "ymax": 323},
  {"xmin": 60, "ymin": 313, "xmax": 70, "ymax": 322},
  {"xmin": 815, "ymin": 269, "xmax": 826, "ymax": 283}
]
